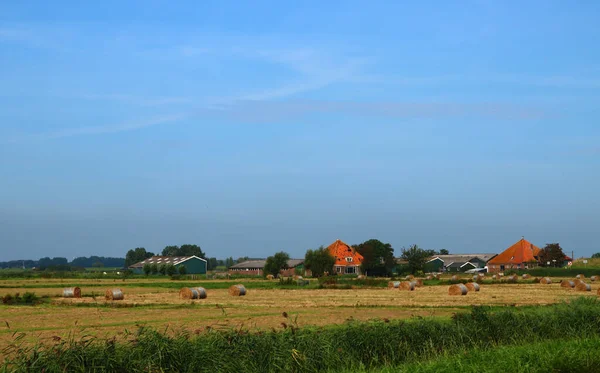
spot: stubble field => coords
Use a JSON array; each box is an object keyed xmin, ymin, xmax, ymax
[{"xmin": 1, "ymin": 278, "xmax": 599, "ymax": 351}]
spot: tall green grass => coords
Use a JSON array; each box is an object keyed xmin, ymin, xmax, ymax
[
  {"xmin": 3, "ymin": 297, "xmax": 600, "ymax": 372},
  {"xmin": 345, "ymin": 337, "xmax": 600, "ymax": 373}
]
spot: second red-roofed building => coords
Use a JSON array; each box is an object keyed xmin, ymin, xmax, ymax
[
  {"xmin": 487, "ymin": 237, "xmax": 541, "ymax": 273},
  {"xmin": 327, "ymin": 239, "xmax": 364, "ymax": 275}
]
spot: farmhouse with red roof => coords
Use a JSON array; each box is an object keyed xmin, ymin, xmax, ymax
[
  {"xmin": 327, "ymin": 239, "xmax": 364, "ymax": 275},
  {"xmin": 487, "ymin": 237, "xmax": 541, "ymax": 273}
]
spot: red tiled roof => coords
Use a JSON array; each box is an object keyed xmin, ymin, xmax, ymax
[
  {"xmin": 327, "ymin": 239, "xmax": 364, "ymax": 266},
  {"xmin": 488, "ymin": 238, "xmax": 541, "ymax": 265}
]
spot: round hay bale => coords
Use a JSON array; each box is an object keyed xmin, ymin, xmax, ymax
[
  {"xmin": 105, "ymin": 288, "xmax": 124, "ymax": 301},
  {"xmin": 399, "ymin": 281, "xmax": 415, "ymax": 291},
  {"xmin": 228, "ymin": 284, "xmax": 247, "ymax": 296},
  {"xmin": 472, "ymin": 275, "xmax": 479, "ymax": 282},
  {"xmin": 574, "ymin": 279, "xmax": 583, "ymax": 287},
  {"xmin": 522, "ymin": 274, "xmax": 530, "ymax": 280},
  {"xmin": 465, "ymin": 282, "xmax": 480, "ymax": 292},
  {"xmin": 414, "ymin": 279, "xmax": 424, "ymax": 288},
  {"xmin": 450, "ymin": 275, "xmax": 458, "ymax": 281},
  {"xmin": 405, "ymin": 275, "xmax": 415, "ymax": 280},
  {"xmin": 448, "ymin": 284, "xmax": 468, "ymax": 296},
  {"xmin": 560, "ymin": 280, "xmax": 575, "ymax": 288},
  {"xmin": 435, "ymin": 274, "xmax": 441, "ymax": 280},
  {"xmin": 575, "ymin": 282, "xmax": 591, "ymax": 292},
  {"xmin": 357, "ymin": 275, "xmax": 365, "ymax": 280},
  {"xmin": 425, "ymin": 275, "xmax": 433, "ymax": 280},
  {"xmin": 576, "ymin": 274, "xmax": 585, "ymax": 280},
  {"xmin": 266, "ymin": 274, "xmax": 274, "ymax": 280},
  {"xmin": 180, "ymin": 287, "xmax": 207, "ymax": 299},
  {"xmin": 492, "ymin": 275, "xmax": 497, "ymax": 280},
  {"xmin": 63, "ymin": 287, "xmax": 81, "ymax": 298},
  {"xmin": 388, "ymin": 281, "xmax": 400, "ymax": 289},
  {"xmin": 597, "ymin": 288, "xmax": 600, "ymax": 296},
  {"xmin": 539, "ymin": 277, "xmax": 552, "ymax": 284},
  {"xmin": 591, "ymin": 276, "xmax": 598, "ymax": 282}
]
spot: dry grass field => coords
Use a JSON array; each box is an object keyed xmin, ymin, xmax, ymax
[{"xmin": 1, "ymin": 278, "xmax": 599, "ymax": 351}]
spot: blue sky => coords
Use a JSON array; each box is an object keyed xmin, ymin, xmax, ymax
[{"xmin": 1, "ymin": 1, "xmax": 599, "ymax": 261}]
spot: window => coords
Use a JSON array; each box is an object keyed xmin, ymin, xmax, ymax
[
  {"xmin": 336, "ymin": 266, "xmax": 342, "ymax": 273},
  {"xmin": 346, "ymin": 257, "xmax": 353, "ymax": 263}
]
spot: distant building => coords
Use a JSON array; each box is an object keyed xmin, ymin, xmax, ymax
[
  {"xmin": 487, "ymin": 237, "xmax": 540, "ymax": 273},
  {"xmin": 129, "ymin": 256, "xmax": 207, "ymax": 275},
  {"xmin": 228, "ymin": 259, "xmax": 306, "ymax": 277},
  {"xmin": 327, "ymin": 239, "xmax": 364, "ymax": 275},
  {"xmin": 425, "ymin": 254, "xmax": 497, "ymax": 273}
]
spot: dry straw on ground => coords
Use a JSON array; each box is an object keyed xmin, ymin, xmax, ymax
[
  {"xmin": 63, "ymin": 287, "xmax": 81, "ymax": 298},
  {"xmin": 465, "ymin": 282, "xmax": 480, "ymax": 292},
  {"xmin": 540, "ymin": 277, "xmax": 552, "ymax": 284},
  {"xmin": 575, "ymin": 282, "xmax": 591, "ymax": 292},
  {"xmin": 448, "ymin": 284, "xmax": 468, "ymax": 296},
  {"xmin": 574, "ymin": 279, "xmax": 583, "ymax": 287},
  {"xmin": 399, "ymin": 281, "xmax": 416, "ymax": 291},
  {"xmin": 388, "ymin": 281, "xmax": 400, "ymax": 289},
  {"xmin": 229, "ymin": 284, "xmax": 247, "ymax": 296},
  {"xmin": 179, "ymin": 287, "xmax": 207, "ymax": 299},
  {"xmin": 105, "ymin": 289, "xmax": 124, "ymax": 301},
  {"xmin": 561, "ymin": 280, "xmax": 575, "ymax": 288}
]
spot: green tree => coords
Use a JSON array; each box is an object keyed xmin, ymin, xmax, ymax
[
  {"xmin": 304, "ymin": 246, "xmax": 335, "ymax": 277},
  {"xmin": 538, "ymin": 243, "xmax": 566, "ymax": 267},
  {"xmin": 159, "ymin": 264, "xmax": 167, "ymax": 275},
  {"xmin": 592, "ymin": 253, "xmax": 600, "ymax": 259},
  {"xmin": 401, "ymin": 245, "xmax": 434, "ymax": 274},
  {"xmin": 263, "ymin": 251, "xmax": 290, "ymax": 278},
  {"xmin": 143, "ymin": 264, "xmax": 151, "ymax": 276},
  {"xmin": 439, "ymin": 249, "xmax": 449, "ymax": 255},
  {"xmin": 225, "ymin": 257, "xmax": 235, "ymax": 269},
  {"xmin": 207, "ymin": 257, "xmax": 218, "ymax": 270},
  {"xmin": 179, "ymin": 244, "xmax": 206, "ymax": 258},
  {"xmin": 124, "ymin": 248, "xmax": 155, "ymax": 267},
  {"xmin": 178, "ymin": 266, "xmax": 187, "ymax": 275},
  {"xmin": 354, "ymin": 239, "xmax": 395, "ymax": 276},
  {"xmin": 91, "ymin": 261, "xmax": 104, "ymax": 268},
  {"xmin": 150, "ymin": 263, "xmax": 158, "ymax": 275},
  {"xmin": 166, "ymin": 264, "xmax": 177, "ymax": 276},
  {"xmin": 161, "ymin": 246, "xmax": 180, "ymax": 256}
]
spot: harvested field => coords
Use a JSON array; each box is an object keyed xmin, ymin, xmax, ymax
[{"xmin": 1, "ymin": 279, "xmax": 598, "ymax": 351}]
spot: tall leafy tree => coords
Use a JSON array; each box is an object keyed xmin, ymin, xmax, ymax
[
  {"xmin": 124, "ymin": 248, "xmax": 154, "ymax": 267},
  {"xmin": 354, "ymin": 239, "xmax": 395, "ymax": 276},
  {"xmin": 304, "ymin": 246, "xmax": 335, "ymax": 277},
  {"xmin": 400, "ymin": 245, "xmax": 435, "ymax": 274},
  {"xmin": 161, "ymin": 246, "xmax": 180, "ymax": 256},
  {"xmin": 179, "ymin": 244, "xmax": 206, "ymax": 258},
  {"xmin": 591, "ymin": 253, "xmax": 600, "ymax": 259},
  {"xmin": 538, "ymin": 243, "xmax": 566, "ymax": 267},
  {"xmin": 263, "ymin": 251, "xmax": 290, "ymax": 278},
  {"xmin": 439, "ymin": 249, "xmax": 449, "ymax": 255}
]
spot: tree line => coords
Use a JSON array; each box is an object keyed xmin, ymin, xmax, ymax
[
  {"xmin": 0, "ymin": 256, "xmax": 125, "ymax": 270},
  {"xmin": 124, "ymin": 245, "xmax": 251, "ymax": 270}
]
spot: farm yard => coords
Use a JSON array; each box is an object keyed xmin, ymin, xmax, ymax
[{"xmin": 1, "ymin": 275, "xmax": 599, "ymax": 352}]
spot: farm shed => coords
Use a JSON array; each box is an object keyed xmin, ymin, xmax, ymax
[
  {"xmin": 228, "ymin": 259, "xmax": 307, "ymax": 277},
  {"xmin": 129, "ymin": 255, "xmax": 207, "ymax": 275},
  {"xmin": 424, "ymin": 254, "xmax": 496, "ymax": 273}
]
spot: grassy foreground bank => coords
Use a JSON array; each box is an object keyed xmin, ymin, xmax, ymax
[{"xmin": 3, "ymin": 297, "xmax": 600, "ymax": 372}]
